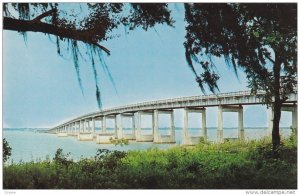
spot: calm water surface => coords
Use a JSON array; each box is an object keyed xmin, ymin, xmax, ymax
[{"xmin": 3, "ymin": 127, "xmax": 291, "ymax": 163}]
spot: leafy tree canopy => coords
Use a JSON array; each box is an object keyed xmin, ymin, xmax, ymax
[
  {"xmin": 185, "ymin": 3, "xmax": 297, "ymax": 99},
  {"xmin": 184, "ymin": 3, "xmax": 297, "ymax": 148},
  {"xmin": 3, "ymin": 3, "xmax": 174, "ymax": 109}
]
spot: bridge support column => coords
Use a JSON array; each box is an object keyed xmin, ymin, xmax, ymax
[
  {"xmin": 118, "ymin": 114, "xmax": 123, "ymax": 139},
  {"xmin": 79, "ymin": 121, "xmax": 82, "ymax": 133},
  {"xmin": 82, "ymin": 121, "xmax": 85, "ymax": 132},
  {"xmin": 102, "ymin": 115, "xmax": 118, "ymax": 136},
  {"xmin": 87, "ymin": 120, "xmax": 91, "ymax": 132},
  {"xmin": 57, "ymin": 126, "xmax": 68, "ymax": 137},
  {"xmin": 117, "ymin": 113, "xmax": 136, "ymax": 140},
  {"xmin": 153, "ymin": 109, "xmax": 175, "ymax": 143},
  {"xmin": 218, "ymin": 105, "xmax": 244, "ymax": 143},
  {"xmin": 75, "ymin": 122, "xmax": 78, "ymax": 134},
  {"xmin": 267, "ymin": 104, "xmax": 297, "ymax": 137},
  {"xmin": 217, "ymin": 106, "xmax": 224, "ymax": 143},
  {"xmin": 202, "ymin": 109, "xmax": 207, "ymax": 141},
  {"xmin": 238, "ymin": 106, "xmax": 245, "ymax": 141},
  {"xmin": 67, "ymin": 125, "xmax": 70, "ymax": 135},
  {"xmin": 83, "ymin": 120, "xmax": 86, "ymax": 132},
  {"xmin": 92, "ymin": 118, "xmax": 95, "ymax": 133},
  {"xmin": 79, "ymin": 121, "xmax": 81, "ymax": 133},
  {"xmin": 73, "ymin": 123, "xmax": 76, "ymax": 135},
  {"xmin": 154, "ymin": 110, "xmax": 159, "ymax": 142},
  {"xmin": 102, "ymin": 116, "xmax": 106, "ymax": 133},
  {"xmin": 132, "ymin": 114, "xmax": 136, "ymax": 139},
  {"xmin": 281, "ymin": 104, "xmax": 298, "ymax": 136},
  {"xmin": 136, "ymin": 111, "xmax": 154, "ymax": 142},
  {"xmin": 77, "ymin": 119, "xmax": 94, "ymax": 141},
  {"xmin": 183, "ymin": 107, "xmax": 207, "ymax": 145},
  {"xmin": 115, "ymin": 117, "xmax": 118, "ymax": 136}
]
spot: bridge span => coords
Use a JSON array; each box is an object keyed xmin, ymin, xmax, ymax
[{"xmin": 48, "ymin": 90, "xmax": 297, "ymax": 145}]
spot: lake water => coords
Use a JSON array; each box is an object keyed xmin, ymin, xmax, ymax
[{"xmin": 3, "ymin": 127, "xmax": 292, "ymax": 163}]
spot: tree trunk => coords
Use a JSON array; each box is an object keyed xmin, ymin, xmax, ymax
[
  {"xmin": 272, "ymin": 55, "xmax": 282, "ymax": 150},
  {"xmin": 272, "ymin": 99, "xmax": 281, "ymax": 150}
]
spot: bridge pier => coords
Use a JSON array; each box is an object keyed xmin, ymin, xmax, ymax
[
  {"xmin": 96, "ymin": 115, "xmax": 117, "ymax": 144},
  {"xmin": 69, "ymin": 123, "xmax": 73, "ymax": 135},
  {"xmin": 183, "ymin": 107, "xmax": 207, "ymax": 145},
  {"xmin": 105, "ymin": 115, "xmax": 118, "ymax": 135},
  {"xmin": 77, "ymin": 119, "xmax": 94, "ymax": 141},
  {"xmin": 92, "ymin": 118, "xmax": 95, "ymax": 133},
  {"xmin": 217, "ymin": 105, "xmax": 244, "ymax": 143},
  {"xmin": 79, "ymin": 120, "xmax": 84, "ymax": 133},
  {"xmin": 153, "ymin": 109, "xmax": 175, "ymax": 143},
  {"xmin": 118, "ymin": 113, "xmax": 136, "ymax": 140},
  {"xmin": 102, "ymin": 116, "xmax": 106, "ymax": 133},
  {"xmin": 73, "ymin": 122, "xmax": 77, "ymax": 135},
  {"xmin": 281, "ymin": 104, "xmax": 297, "ymax": 135},
  {"xmin": 136, "ymin": 111, "xmax": 154, "ymax": 142},
  {"xmin": 66, "ymin": 124, "xmax": 70, "ymax": 135},
  {"xmin": 85, "ymin": 120, "xmax": 89, "ymax": 132},
  {"xmin": 267, "ymin": 104, "xmax": 297, "ymax": 136},
  {"xmin": 75, "ymin": 122, "xmax": 79, "ymax": 135},
  {"xmin": 57, "ymin": 126, "xmax": 68, "ymax": 137}
]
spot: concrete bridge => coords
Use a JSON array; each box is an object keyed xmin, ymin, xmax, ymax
[{"xmin": 48, "ymin": 90, "xmax": 297, "ymax": 145}]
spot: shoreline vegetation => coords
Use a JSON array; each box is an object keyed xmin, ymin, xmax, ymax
[{"xmin": 3, "ymin": 134, "xmax": 297, "ymax": 189}]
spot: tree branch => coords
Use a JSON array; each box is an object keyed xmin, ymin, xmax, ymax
[
  {"xmin": 3, "ymin": 17, "xmax": 110, "ymax": 55},
  {"xmin": 265, "ymin": 55, "xmax": 275, "ymax": 64},
  {"xmin": 32, "ymin": 8, "xmax": 57, "ymax": 22}
]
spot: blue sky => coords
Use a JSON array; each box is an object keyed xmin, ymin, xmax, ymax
[{"xmin": 2, "ymin": 3, "xmax": 292, "ymax": 128}]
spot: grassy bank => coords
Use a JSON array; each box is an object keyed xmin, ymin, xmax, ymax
[{"xmin": 3, "ymin": 135, "xmax": 297, "ymax": 189}]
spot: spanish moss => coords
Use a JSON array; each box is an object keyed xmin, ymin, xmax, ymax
[
  {"xmin": 71, "ymin": 40, "xmax": 84, "ymax": 96},
  {"xmin": 96, "ymin": 49, "xmax": 118, "ymax": 95},
  {"xmin": 90, "ymin": 50, "xmax": 102, "ymax": 110}
]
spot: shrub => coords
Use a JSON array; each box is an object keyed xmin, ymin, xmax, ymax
[
  {"xmin": 3, "ymin": 135, "xmax": 297, "ymax": 189},
  {"xmin": 3, "ymin": 138, "xmax": 12, "ymax": 163}
]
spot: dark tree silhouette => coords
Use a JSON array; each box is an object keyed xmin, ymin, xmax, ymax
[
  {"xmin": 3, "ymin": 3, "xmax": 174, "ymax": 109},
  {"xmin": 184, "ymin": 3, "xmax": 297, "ymax": 149},
  {"xmin": 3, "ymin": 138, "xmax": 12, "ymax": 163}
]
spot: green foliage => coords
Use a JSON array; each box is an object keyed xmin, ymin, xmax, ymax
[
  {"xmin": 184, "ymin": 3, "xmax": 296, "ymax": 149},
  {"xmin": 3, "ymin": 135, "xmax": 297, "ymax": 189},
  {"xmin": 53, "ymin": 148, "xmax": 72, "ymax": 166},
  {"xmin": 3, "ymin": 138, "xmax": 12, "ymax": 163},
  {"xmin": 109, "ymin": 137, "xmax": 129, "ymax": 146},
  {"xmin": 184, "ymin": 3, "xmax": 297, "ymax": 97}
]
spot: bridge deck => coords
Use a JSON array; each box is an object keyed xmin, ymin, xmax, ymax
[{"xmin": 50, "ymin": 90, "xmax": 297, "ymax": 131}]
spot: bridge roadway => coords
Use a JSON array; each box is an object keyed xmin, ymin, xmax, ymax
[{"xmin": 49, "ymin": 90, "xmax": 297, "ymax": 145}]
